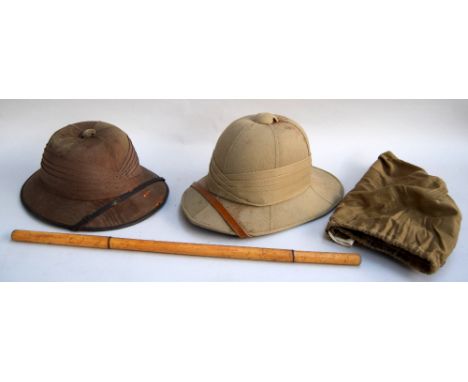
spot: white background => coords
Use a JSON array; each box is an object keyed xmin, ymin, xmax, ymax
[
  {"xmin": 1, "ymin": 1, "xmax": 468, "ymax": 381},
  {"xmin": 0, "ymin": 99, "xmax": 466, "ymax": 281}
]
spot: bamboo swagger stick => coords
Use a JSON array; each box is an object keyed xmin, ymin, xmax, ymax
[{"xmin": 11, "ymin": 230, "xmax": 361, "ymax": 266}]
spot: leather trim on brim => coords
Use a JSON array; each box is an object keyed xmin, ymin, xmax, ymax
[
  {"xmin": 181, "ymin": 166, "xmax": 343, "ymax": 237},
  {"xmin": 21, "ymin": 166, "xmax": 169, "ymax": 231}
]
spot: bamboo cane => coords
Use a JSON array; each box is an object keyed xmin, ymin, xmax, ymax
[{"xmin": 11, "ymin": 230, "xmax": 361, "ymax": 266}]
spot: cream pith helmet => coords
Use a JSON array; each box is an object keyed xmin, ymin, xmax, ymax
[{"xmin": 181, "ymin": 113, "xmax": 343, "ymax": 237}]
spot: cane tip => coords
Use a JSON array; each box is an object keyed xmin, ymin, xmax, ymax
[
  {"xmin": 11, "ymin": 229, "xmax": 26, "ymax": 241},
  {"xmin": 352, "ymin": 253, "xmax": 362, "ymax": 265}
]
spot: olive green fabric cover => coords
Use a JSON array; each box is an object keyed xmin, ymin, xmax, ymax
[{"xmin": 326, "ymin": 151, "xmax": 461, "ymax": 274}]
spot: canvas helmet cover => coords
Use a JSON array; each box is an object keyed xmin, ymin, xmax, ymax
[{"xmin": 326, "ymin": 151, "xmax": 462, "ymax": 274}]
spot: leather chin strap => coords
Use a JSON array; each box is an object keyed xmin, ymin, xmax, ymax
[
  {"xmin": 191, "ymin": 181, "xmax": 251, "ymax": 238},
  {"xmin": 70, "ymin": 176, "xmax": 165, "ymax": 231}
]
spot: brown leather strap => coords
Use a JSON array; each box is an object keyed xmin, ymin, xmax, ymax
[
  {"xmin": 70, "ymin": 176, "xmax": 166, "ymax": 231},
  {"xmin": 191, "ymin": 181, "xmax": 250, "ymax": 238}
]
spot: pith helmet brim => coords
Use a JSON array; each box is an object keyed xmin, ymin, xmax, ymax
[
  {"xmin": 181, "ymin": 166, "xmax": 343, "ymax": 237},
  {"xmin": 21, "ymin": 166, "xmax": 169, "ymax": 231}
]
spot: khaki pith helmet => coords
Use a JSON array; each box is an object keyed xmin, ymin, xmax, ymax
[
  {"xmin": 21, "ymin": 121, "xmax": 169, "ymax": 231},
  {"xmin": 181, "ymin": 113, "xmax": 343, "ymax": 237}
]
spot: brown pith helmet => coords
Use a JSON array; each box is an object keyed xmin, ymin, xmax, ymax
[{"xmin": 21, "ymin": 121, "xmax": 169, "ymax": 231}]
